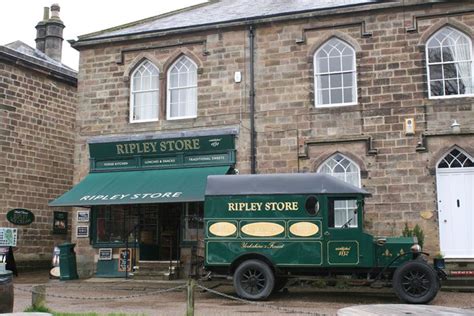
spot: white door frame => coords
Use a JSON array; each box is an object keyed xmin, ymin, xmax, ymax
[{"xmin": 436, "ymin": 149, "xmax": 474, "ymax": 259}]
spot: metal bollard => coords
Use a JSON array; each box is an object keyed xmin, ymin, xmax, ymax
[
  {"xmin": 0, "ymin": 270, "xmax": 13, "ymax": 313},
  {"xmin": 32, "ymin": 284, "xmax": 46, "ymax": 308},
  {"xmin": 186, "ymin": 278, "xmax": 195, "ymax": 316}
]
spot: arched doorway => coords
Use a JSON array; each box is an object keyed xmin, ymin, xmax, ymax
[{"xmin": 436, "ymin": 147, "xmax": 474, "ymax": 258}]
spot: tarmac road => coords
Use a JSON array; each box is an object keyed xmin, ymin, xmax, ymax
[{"xmin": 11, "ymin": 271, "xmax": 474, "ymax": 316}]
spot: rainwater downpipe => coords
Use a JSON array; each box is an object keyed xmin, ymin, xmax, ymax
[{"xmin": 249, "ymin": 25, "xmax": 256, "ymax": 174}]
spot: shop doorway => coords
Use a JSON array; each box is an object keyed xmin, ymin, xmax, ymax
[{"xmin": 139, "ymin": 204, "xmax": 181, "ymax": 261}]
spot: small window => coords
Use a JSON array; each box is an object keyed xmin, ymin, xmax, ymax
[
  {"xmin": 130, "ymin": 61, "xmax": 160, "ymax": 123},
  {"xmin": 314, "ymin": 38, "xmax": 357, "ymax": 107},
  {"xmin": 305, "ymin": 196, "xmax": 320, "ymax": 216},
  {"xmin": 167, "ymin": 56, "xmax": 198, "ymax": 120},
  {"xmin": 426, "ymin": 27, "xmax": 473, "ymax": 98},
  {"xmin": 328, "ymin": 199, "xmax": 358, "ymax": 228},
  {"xmin": 438, "ymin": 148, "xmax": 474, "ymax": 168}
]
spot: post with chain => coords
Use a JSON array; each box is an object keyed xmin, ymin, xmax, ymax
[
  {"xmin": 32, "ymin": 285, "xmax": 46, "ymax": 308},
  {"xmin": 186, "ymin": 278, "xmax": 195, "ymax": 316}
]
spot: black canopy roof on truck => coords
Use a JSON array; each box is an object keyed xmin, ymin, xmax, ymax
[{"xmin": 206, "ymin": 173, "xmax": 371, "ymax": 196}]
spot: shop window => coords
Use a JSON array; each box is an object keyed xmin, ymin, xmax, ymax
[
  {"xmin": 318, "ymin": 154, "xmax": 361, "ymax": 227},
  {"xmin": 167, "ymin": 56, "xmax": 198, "ymax": 120},
  {"xmin": 130, "ymin": 60, "xmax": 160, "ymax": 123},
  {"xmin": 426, "ymin": 26, "xmax": 473, "ymax": 98},
  {"xmin": 328, "ymin": 198, "xmax": 358, "ymax": 228},
  {"xmin": 95, "ymin": 206, "xmax": 138, "ymax": 244},
  {"xmin": 314, "ymin": 38, "xmax": 357, "ymax": 107},
  {"xmin": 182, "ymin": 202, "xmax": 204, "ymax": 242}
]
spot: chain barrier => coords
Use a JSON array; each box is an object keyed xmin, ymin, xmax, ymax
[
  {"xmin": 14, "ymin": 284, "xmax": 186, "ymax": 301},
  {"xmin": 196, "ymin": 283, "xmax": 328, "ymax": 316}
]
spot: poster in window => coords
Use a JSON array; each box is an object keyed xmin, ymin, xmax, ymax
[
  {"xmin": 77, "ymin": 210, "xmax": 90, "ymax": 223},
  {"xmin": 76, "ymin": 226, "xmax": 89, "ymax": 238},
  {"xmin": 98, "ymin": 248, "xmax": 113, "ymax": 261},
  {"xmin": 53, "ymin": 211, "xmax": 68, "ymax": 234},
  {"xmin": 118, "ymin": 248, "xmax": 132, "ymax": 272}
]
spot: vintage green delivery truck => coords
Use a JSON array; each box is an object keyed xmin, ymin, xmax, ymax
[{"xmin": 204, "ymin": 173, "xmax": 445, "ymax": 303}]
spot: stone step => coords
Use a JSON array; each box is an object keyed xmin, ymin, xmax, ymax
[{"xmin": 133, "ymin": 261, "xmax": 181, "ymax": 280}]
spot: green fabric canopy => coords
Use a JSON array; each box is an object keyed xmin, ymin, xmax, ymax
[{"xmin": 49, "ymin": 166, "xmax": 230, "ymax": 207}]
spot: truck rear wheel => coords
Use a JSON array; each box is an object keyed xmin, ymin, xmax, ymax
[
  {"xmin": 233, "ymin": 259, "xmax": 274, "ymax": 300},
  {"xmin": 393, "ymin": 260, "xmax": 439, "ymax": 304}
]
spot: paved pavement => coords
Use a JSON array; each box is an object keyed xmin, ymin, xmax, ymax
[{"xmin": 10, "ymin": 270, "xmax": 474, "ymax": 315}]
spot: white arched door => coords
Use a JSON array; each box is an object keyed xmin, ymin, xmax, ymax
[{"xmin": 436, "ymin": 148, "xmax": 474, "ymax": 258}]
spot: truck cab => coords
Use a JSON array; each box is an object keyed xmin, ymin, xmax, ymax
[{"xmin": 204, "ymin": 173, "xmax": 442, "ymax": 303}]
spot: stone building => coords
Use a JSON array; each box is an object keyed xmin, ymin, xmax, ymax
[
  {"xmin": 52, "ymin": 0, "xmax": 474, "ymax": 277},
  {"xmin": 0, "ymin": 4, "xmax": 77, "ymax": 269}
]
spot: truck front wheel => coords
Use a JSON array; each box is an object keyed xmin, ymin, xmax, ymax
[
  {"xmin": 393, "ymin": 260, "xmax": 439, "ymax": 304},
  {"xmin": 233, "ymin": 259, "xmax": 274, "ymax": 300}
]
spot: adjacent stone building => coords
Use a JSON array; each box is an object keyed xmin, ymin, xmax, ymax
[
  {"xmin": 52, "ymin": 0, "xmax": 474, "ymax": 277},
  {"xmin": 0, "ymin": 5, "xmax": 77, "ymax": 269}
]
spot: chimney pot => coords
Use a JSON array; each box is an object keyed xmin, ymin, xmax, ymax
[
  {"xmin": 43, "ymin": 7, "xmax": 49, "ymax": 20},
  {"xmin": 50, "ymin": 4, "xmax": 60, "ymax": 19}
]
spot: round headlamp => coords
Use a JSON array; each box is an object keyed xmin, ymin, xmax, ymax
[{"xmin": 410, "ymin": 244, "xmax": 422, "ymax": 253}]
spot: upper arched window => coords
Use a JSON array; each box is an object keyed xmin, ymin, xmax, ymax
[
  {"xmin": 426, "ymin": 27, "xmax": 473, "ymax": 98},
  {"xmin": 130, "ymin": 60, "xmax": 159, "ymax": 123},
  {"xmin": 167, "ymin": 56, "xmax": 198, "ymax": 120},
  {"xmin": 314, "ymin": 38, "xmax": 357, "ymax": 107},
  {"xmin": 437, "ymin": 148, "xmax": 474, "ymax": 169},
  {"xmin": 318, "ymin": 154, "xmax": 361, "ymax": 228}
]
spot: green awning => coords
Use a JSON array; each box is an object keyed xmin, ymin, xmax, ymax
[{"xmin": 49, "ymin": 166, "xmax": 230, "ymax": 207}]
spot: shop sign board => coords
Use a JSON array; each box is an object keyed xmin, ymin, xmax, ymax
[
  {"xmin": 6, "ymin": 209, "xmax": 35, "ymax": 225},
  {"xmin": 89, "ymin": 135, "xmax": 236, "ymax": 171},
  {"xmin": 90, "ymin": 134, "xmax": 235, "ymax": 159}
]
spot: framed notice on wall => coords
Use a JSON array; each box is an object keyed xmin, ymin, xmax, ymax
[
  {"xmin": 118, "ymin": 248, "xmax": 132, "ymax": 272},
  {"xmin": 76, "ymin": 226, "xmax": 89, "ymax": 238},
  {"xmin": 98, "ymin": 248, "xmax": 112, "ymax": 261},
  {"xmin": 77, "ymin": 210, "xmax": 90, "ymax": 223},
  {"xmin": 53, "ymin": 211, "xmax": 68, "ymax": 234}
]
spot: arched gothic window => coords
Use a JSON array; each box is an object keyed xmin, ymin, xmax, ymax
[
  {"xmin": 130, "ymin": 60, "xmax": 159, "ymax": 122},
  {"xmin": 437, "ymin": 148, "xmax": 474, "ymax": 168},
  {"xmin": 426, "ymin": 27, "xmax": 473, "ymax": 98},
  {"xmin": 318, "ymin": 154, "xmax": 361, "ymax": 227},
  {"xmin": 167, "ymin": 56, "xmax": 198, "ymax": 120},
  {"xmin": 314, "ymin": 38, "xmax": 357, "ymax": 107}
]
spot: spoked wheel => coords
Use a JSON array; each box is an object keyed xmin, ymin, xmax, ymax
[
  {"xmin": 233, "ymin": 259, "xmax": 274, "ymax": 300},
  {"xmin": 393, "ymin": 260, "xmax": 439, "ymax": 304}
]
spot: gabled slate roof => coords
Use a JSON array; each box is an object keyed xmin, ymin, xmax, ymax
[
  {"xmin": 206, "ymin": 173, "xmax": 371, "ymax": 196},
  {"xmin": 78, "ymin": 0, "xmax": 377, "ymax": 41},
  {"xmin": 1, "ymin": 41, "xmax": 76, "ymax": 80}
]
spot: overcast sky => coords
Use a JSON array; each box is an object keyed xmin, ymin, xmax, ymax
[{"xmin": 2, "ymin": 0, "xmax": 206, "ymax": 70}]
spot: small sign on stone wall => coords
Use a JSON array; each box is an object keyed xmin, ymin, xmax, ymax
[
  {"xmin": 77, "ymin": 210, "xmax": 90, "ymax": 223},
  {"xmin": 76, "ymin": 226, "xmax": 89, "ymax": 238}
]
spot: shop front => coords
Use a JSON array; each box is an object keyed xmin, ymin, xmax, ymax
[{"xmin": 50, "ymin": 132, "xmax": 236, "ymax": 277}]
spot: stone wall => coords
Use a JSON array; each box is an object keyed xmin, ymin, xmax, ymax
[{"xmin": 0, "ymin": 61, "xmax": 76, "ymax": 266}]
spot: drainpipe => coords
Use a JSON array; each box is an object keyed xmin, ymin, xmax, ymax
[{"xmin": 249, "ymin": 26, "xmax": 256, "ymax": 174}]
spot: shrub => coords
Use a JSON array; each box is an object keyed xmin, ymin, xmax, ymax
[{"xmin": 402, "ymin": 223, "xmax": 425, "ymax": 249}]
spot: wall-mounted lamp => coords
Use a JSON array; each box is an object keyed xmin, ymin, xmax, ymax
[{"xmin": 451, "ymin": 120, "xmax": 461, "ymax": 134}]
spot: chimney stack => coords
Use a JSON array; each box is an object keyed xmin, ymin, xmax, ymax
[{"xmin": 35, "ymin": 4, "xmax": 65, "ymax": 62}]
